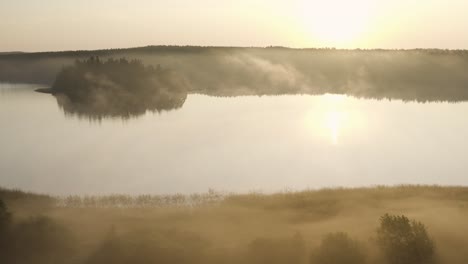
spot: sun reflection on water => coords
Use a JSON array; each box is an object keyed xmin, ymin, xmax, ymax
[
  {"xmin": 305, "ymin": 94, "xmax": 353, "ymax": 145},
  {"xmin": 326, "ymin": 110, "xmax": 346, "ymax": 145}
]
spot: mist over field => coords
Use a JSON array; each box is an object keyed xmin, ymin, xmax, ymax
[{"xmin": 2, "ymin": 186, "xmax": 468, "ymax": 264}]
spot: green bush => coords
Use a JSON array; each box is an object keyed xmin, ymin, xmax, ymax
[
  {"xmin": 310, "ymin": 232, "xmax": 366, "ymax": 264},
  {"xmin": 376, "ymin": 214, "xmax": 435, "ymax": 264}
]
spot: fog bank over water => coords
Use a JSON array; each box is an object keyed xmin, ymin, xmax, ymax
[
  {"xmin": 2, "ymin": 47, "xmax": 468, "ymax": 103},
  {"xmin": 1, "ymin": 84, "xmax": 468, "ymax": 195},
  {"xmin": 2, "ymin": 48, "xmax": 468, "ymax": 194}
]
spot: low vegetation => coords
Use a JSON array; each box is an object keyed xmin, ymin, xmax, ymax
[
  {"xmin": 2, "ymin": 185, "xmax": 468, "ymax": 263},
  {"xmin": 311, "ymin": 232, "xmax": 366, "ymax": 264}
]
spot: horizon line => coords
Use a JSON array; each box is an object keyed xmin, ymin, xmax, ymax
[{"xmin": 2, "ymin": 45, "xmax": 468, "ymax": 55}]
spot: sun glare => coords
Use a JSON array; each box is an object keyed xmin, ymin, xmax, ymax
[
  {"xmin": 326, "ymin": 110, "xmax": 345, "ymax": 145},
  {"xmin": 305, "ymin": 94, "xmax": 352, "ymax": 145},
  {"xmin": 299, "ymin": 0, "xmax": 376, "ymax": 47}
]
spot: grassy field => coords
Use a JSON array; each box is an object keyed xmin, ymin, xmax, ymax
[{"xmin": 2, "ymin": 185, "xmax": 468, "ymax": 264}]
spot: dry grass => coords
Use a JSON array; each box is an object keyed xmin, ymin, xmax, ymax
[{"xmin": 2, "ymin": 185, "xmax": 468, "ymax": 263}]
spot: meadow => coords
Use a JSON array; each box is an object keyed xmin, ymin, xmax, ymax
[{"xmin": 2, "ymin": 185, "xmax": 468, "ymax": 264}]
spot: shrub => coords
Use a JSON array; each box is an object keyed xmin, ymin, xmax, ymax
[
  {"xmin": 310, "ymin": 232, "xmax": 366, "ymax": 264},
  {"xmin": 376, "ymin": 214, "xmax": 435, "ymax": 264}
]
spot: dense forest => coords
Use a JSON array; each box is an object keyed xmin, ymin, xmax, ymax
[
  {"xmin": 2, "ymin": 46, "xmax": 468, "ymax": 103},
  {"xmin": 2, "ymin": 185, "xmax": 468, "ymax": 264},
  {"xmin": 42, "ymin": 57, "xmax": 189, "ymax": 118}
]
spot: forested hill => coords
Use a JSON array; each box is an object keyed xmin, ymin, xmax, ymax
[{"xmin": 2, "ymin": 46, "xmax": 468, "ymax": 102}]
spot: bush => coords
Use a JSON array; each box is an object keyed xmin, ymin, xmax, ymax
[
  {"xmin": 310, "ymin": 232, "xmax": 366, "ymax": 264},
  {"xmin": 376, "ymin": 214, "xmax": 435, "ymax": 264}
]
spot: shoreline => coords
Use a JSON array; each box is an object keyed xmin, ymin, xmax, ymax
[{"xmin": 34, "ymin": 87, "xmax": 54, "ymax": 94}]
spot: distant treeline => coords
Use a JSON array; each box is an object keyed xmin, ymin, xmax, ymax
[
  {"xmin": 0, "ymin": 187, "xmax": 224, "ymax": 208},
  {"xmin": 3, "ymin": 185, "xmax": 468, "ymax": 209},
  {"xmin": 56, "ymin": 191, "xmax": 225, "ymax": 208},
  {"xmin": 2, "ymin": 46, "xmax": 468, "ymax": 102}
]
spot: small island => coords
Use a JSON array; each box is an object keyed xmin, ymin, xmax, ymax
[{"xmin": 40, "ymin": 57, "xmax": 189, "ymax": 119}]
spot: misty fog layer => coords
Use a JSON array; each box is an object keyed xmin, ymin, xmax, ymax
[
  {"xmin": 2, "ymin": 84, "xmax": 468, "ymax": 195},
  {"xmin": 2, "ymin": 47, "xmax": 468, "ymax": 104},
  {"xmin": 2, "ymin": 186, "xmax": 467, "ymax": 264},
  {"xmin": 2, "ymin": 48, "xmax": 468, "ymax": 264}
]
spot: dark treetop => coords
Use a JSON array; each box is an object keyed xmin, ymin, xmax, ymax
[{"xmin": 45, "ymin": 57, "xmax": 189, "ymax": 119}]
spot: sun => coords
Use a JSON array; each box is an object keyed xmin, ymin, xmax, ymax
[{"xmin": 298, "ymin": 0, "xmax": 376, "ymax": 47}]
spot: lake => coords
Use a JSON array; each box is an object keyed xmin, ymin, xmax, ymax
[{"xmin": 1, "ymin": 83, "xmax": 468, "ymax": 195}]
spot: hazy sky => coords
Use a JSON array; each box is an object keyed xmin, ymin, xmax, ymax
[{"xmin": 1, "ymin": 0, "xmax": 468, "ymax": 52}]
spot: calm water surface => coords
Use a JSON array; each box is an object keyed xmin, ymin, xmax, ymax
[{"xmin": 1, "ymin": 83, "xmax": 468, "ymax": 195}]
